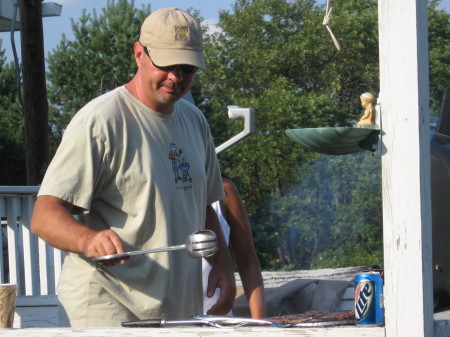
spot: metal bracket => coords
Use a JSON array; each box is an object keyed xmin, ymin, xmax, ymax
[{"xmin": 215, "ymin": 106, "xmax": 255, "ymax": 154}]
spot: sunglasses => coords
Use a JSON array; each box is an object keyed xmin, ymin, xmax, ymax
[{"xmin": 143, "ymin": 46, "xmax": 199, "ymax": 74}]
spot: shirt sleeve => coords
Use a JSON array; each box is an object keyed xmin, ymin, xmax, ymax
[{"xmin": 38, "ymin": 115, "xmax": 107, "ymax": 212}]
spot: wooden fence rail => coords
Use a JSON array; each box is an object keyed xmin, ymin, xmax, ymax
[{"xmin": 0, "ymin": 186, "xmax": 62, "ymax": 327}]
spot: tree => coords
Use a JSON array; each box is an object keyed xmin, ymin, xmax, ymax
[
  {"xmin": 257, "ymin": 151, "xmax": 382, "ymax": 270},
  {"xmin": 428, "ymin": 0, "xmax": 450, "ymax": 115},
  {"xmin": 196, "ymin": 0, "xmax": 449, "ymax": 270},
  {"xmin": 46, "ymin": 0, "xmax": 151, "ymax": 152},
  {"xmin": 312, "ymin": 152, "xmax": 383, "ymax": 268},
  {"xmin": 198, "ymin": 0, "xmax": 379, "ymax": 268},
  {"xmin": 0, "ymin": 50, "xmax": 26, "ymax": 185}
]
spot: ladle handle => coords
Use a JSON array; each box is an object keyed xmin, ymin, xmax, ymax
[
  {"xmin": 92, "ymin": 244, "xmax": 186, "ymax": 262},
  {"xmin": 126, "ymin": 244, "xmax": 186, "ymax": 256}
]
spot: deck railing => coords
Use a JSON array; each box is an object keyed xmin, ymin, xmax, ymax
[{"xmin": 0, "ymin": 186, "xmax": 63, "ymax": 297}]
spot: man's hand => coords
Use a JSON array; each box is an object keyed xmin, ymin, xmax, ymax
[
  {"xmin": 82, "ymin": 229, "xmax": 128, "ymax": 266},
  {"xmin": 31, "ymin": 195, "xmax": 127, "ymax": 266}
]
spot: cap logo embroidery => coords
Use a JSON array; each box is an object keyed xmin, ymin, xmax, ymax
[{"xmin": 174, "ymin": 26, "xmax": 190, "ymax": 42}]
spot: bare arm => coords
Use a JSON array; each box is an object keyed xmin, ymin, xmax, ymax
[
  {"xmin": 204, "ymin": 204, "xmax": 237, "ymax": 315},
  {"xmin": 222, "ymin": 178, "xmax": 266, "ymax": 318},
  {"xmin": 31, "ymin": 195, "xmax": 126, "ymax": 265}
]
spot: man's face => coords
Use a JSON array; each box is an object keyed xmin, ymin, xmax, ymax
[{"xmin": 138, "ymin": 44, "xmax": 198, "ymax": 112}]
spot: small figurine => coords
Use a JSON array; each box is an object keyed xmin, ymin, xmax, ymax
[{"xmin": 356, "ymin": 92, "xmax": 376, "ymax": 128}]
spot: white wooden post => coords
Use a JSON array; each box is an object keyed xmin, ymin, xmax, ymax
[
  {"xmin": 378, "ymin": 0, "xmax": 434, "ymax": 336},
  {"xmin": 0, "ymin": 196, "xmax": 6, "ymax": 284},
  {"xmin": 6, "ymin": 197, "xmax": 21, "ymax": 290},
  {"xmin": 21, "ymin": 196, "xmax": 40, "ymax": 295}
]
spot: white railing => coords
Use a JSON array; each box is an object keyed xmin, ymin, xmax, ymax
[{"xmin": 0, "ymin": 186, "xmax": 63, "ymax": 297}]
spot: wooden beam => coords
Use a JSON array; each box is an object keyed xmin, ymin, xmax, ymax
[
  {"xmin": 378, "ymin": 0, "xmax": 434, "ymax": 336},
  {"xmin": 19, "ymin": 0, "xmax": 49, "ymax": 185}
]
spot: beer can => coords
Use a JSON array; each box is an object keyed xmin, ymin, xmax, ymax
[{"xmin": 354, "ymin": 271, "xmax": 384, "ymax": 326}]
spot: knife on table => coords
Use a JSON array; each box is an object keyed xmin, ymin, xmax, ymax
[
  {"xmin": 122, "ymin": 316, "xmax": 280, "ymax": 328},
  {"xmin": 122, "ymin": 318, "xmax": 216, "ymax": 328}
]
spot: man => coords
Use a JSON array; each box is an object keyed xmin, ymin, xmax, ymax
[{"xmin": 31, "ymin": 7, "xmax": 236, "ymax": 327}]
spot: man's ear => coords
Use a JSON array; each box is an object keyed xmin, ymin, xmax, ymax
[{"xmin": 133, "ymin": 41, "xmax": 145, "ymax": 67}]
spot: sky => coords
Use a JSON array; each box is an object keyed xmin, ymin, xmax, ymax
[{"xmin": 0, "ymin": 0, "xmax": 449, "ymax": 63}]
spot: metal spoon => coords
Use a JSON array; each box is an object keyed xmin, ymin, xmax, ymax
[{"xmin": 92, "ymin": 230, "xmax": 218, "ymax": 262}]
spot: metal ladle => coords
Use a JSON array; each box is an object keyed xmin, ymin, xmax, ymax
[{"xmin": 92, "ymin": 230, "xmax": 218, "ymax": 262}]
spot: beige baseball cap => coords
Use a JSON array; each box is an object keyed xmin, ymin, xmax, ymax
[{"xmin": 139, "ymin": 7, "xmax": 206, "ymax": 70}]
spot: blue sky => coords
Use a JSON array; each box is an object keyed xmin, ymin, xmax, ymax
[{"xmin": 0, "ymin": 0, "xmax": 449, "ymax": 63}]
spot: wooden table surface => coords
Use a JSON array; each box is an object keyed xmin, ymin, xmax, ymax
[{"xmin": 3, "ymin": 326, "xmax": 386, "ymax": 337}]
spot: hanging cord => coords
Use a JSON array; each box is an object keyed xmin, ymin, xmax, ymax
[
  {"xmin": 322, "ymin": 0, "xmax": 341, "ymax": 51},
  {"xmin": 11, "ymin": 0, "xmax": 23, "ymax": 107},
  {"xmin": 100, "ymin": 72, "xmax": 117, "ymax": 94}
]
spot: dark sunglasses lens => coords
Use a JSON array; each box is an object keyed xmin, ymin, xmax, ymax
[
  {"xmin": 157, "ymin": 65, "xmax": 176, "ymax": 71},
  {"xmin": 180, "ymin": 65, "xmax": 199, "ymax": 73},
  {"xmin": 153, "ymin": 62, "xmax": 198, "ymax": 74}
]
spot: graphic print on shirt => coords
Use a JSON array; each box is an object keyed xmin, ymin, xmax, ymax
[{"xmin": 168, "ymin": 143, "xmax": 193, "ymax": 185}]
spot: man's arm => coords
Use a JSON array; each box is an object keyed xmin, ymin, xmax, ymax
[
  {"xmin": 31, "ymin": 195, "xmax": 126, "ymax": 265},
  {"xmin": 204, "ymin": 204, "xmax": 237, "ymax": 315}
]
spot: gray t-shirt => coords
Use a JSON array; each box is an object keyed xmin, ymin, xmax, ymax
[{"xmin": 38, "ymin": 86, "xmax": 224, "ymax": 327}]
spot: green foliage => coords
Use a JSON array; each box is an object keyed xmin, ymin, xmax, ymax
[
  {"xmin": 428, "ymin": 0, "xmax": 450, "ymax": 115},
  {"xmin": 0, "ymin": 133, "xmax": 26, "ymax": 185},
  {"xmin": 46, "ymin": 0, "xmax": 151, "ymax": 152},
  {"xmin": 0, "ymin": 52, "xmax": 23, "ymax": 141},
  {"xmin": 257, "ymin": 152, "xmax": 383, "ymax": 270},
  {"xmin": 313, "ymin": 152, "xmax": 383, "ymax": 268},
  {"xmin": 0, "ymin": 50, "xmax": 26, "ymax": 185},
  {"xmin": 198, "ymin": 0, "xmax": 382, "ymax": 269}
]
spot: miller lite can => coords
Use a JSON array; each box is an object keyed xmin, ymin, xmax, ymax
[{"xmin": 354, "ymin": 271, "xmax": 384, "ymax": 326}]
